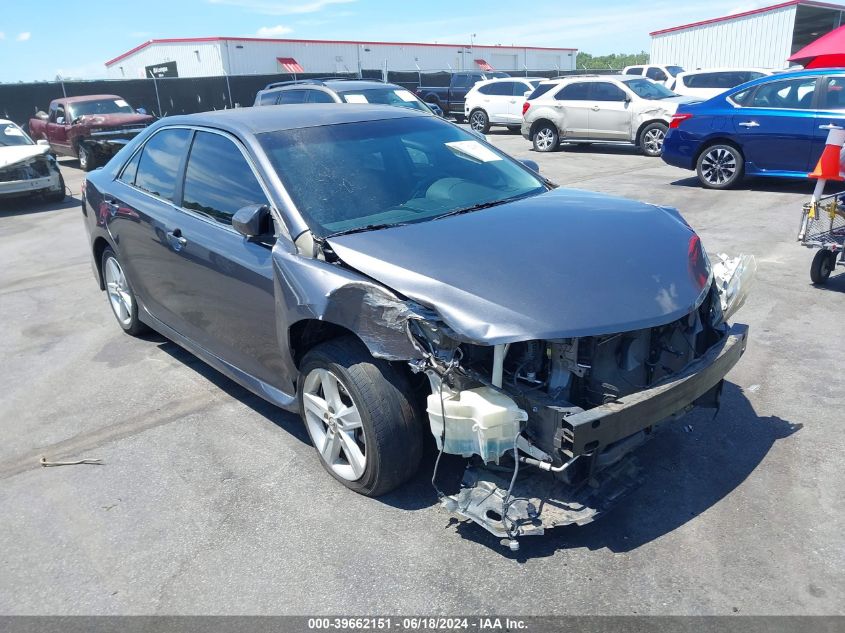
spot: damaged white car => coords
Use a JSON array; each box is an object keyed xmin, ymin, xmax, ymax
[
  {"xmin": 0, "ymin": 119, "xmax": 65, "ymax": 202},
  {"xmin": 82, "ymin": 105, "xmax": 754, "ymax": 547}
]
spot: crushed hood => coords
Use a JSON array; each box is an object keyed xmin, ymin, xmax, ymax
[
  {"xmin": 76, "ymin": 113, "xmax": 153, "ymax": 127},
  {"xmin": 0, "ymin": 144, "xmax": 49, "ymax": 169},
  {"xmin": 328, "ymin": 188, "xmax": 711, "ymax": 343}
]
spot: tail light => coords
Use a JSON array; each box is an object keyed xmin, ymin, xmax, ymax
[
  {"xmin": 522, "ymin": 101, "xmax": 531, "ymax": 116},
  {"xmin": 688, "ymin": 234, "xmax": 710, "ymax": 290},
  {"xmin": 669, "ymin": 113, "xmax": 693, "ymax": 129}
]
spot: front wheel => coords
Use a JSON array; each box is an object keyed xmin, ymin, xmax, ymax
[
  {"xmin": 696, "ymin": 144, "xmax": 744, "ymax": 189},
  {"xmin": 532, "ymin": 123, "xmax": 559, "ymax": 152},
  {"xmin": 43, "ymin": 173, "xmax": 66, "ymax": 202},
  {"xmin": 298, "ymin": 337, "xmax": 423, "ymax": 497},
  {"xmin": 810, "ymin": 250, "xmax": 837, "ymax": 285},
  {"xmin": 78, "ymin": 144, "xmax": 97, "ymax": 172},
  {"xmin": 101, "ymin": 247, "xmax": 147, "ymax": 336},
  {"xmin": 639, "ymin": 122, "xmax": 668, "ymax": 157},
  {"xmin": 469, "ymin": 109, "xmax": 490, "ymax": 134}
]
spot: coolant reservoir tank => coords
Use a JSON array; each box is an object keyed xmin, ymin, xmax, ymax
[{"xmin": 427, "ymin": 386, "xmax": 528, "ymax": 464}]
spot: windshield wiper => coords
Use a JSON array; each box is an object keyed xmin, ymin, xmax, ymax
[
  {"xmin": 433, "ymin": 191, "xmax": 540, "ymax": 221},
  {"xmin": 325, "ymin": 221, "xmax": 409, "ymax": 239}
]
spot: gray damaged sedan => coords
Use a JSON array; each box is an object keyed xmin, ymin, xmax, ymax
[{"xmin": 82, "ymin": 105, "xmax": 755, "ymax": 547}]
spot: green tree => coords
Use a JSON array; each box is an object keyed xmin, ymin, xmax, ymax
[{"xmin": 576, "ymin": 51, "xmax": 649, "ymax": 70}]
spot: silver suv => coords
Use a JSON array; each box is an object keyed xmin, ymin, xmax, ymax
[{"xmin": 521, "ymin": 75, "xmax": 694, "ymax": 156}]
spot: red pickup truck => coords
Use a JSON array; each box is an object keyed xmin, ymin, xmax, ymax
[{"xmin": 29, "ymin": 95, "xmax": 154, "ymax": 171}]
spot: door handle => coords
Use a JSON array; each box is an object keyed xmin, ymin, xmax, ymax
[
  {"xmin": 591, "ymin": 106, "xmax": 600, "ymax": 111},
  {"xmin": 166, "ymin": 229, "xmax": 187, "ymax": 251},
  {"xmin": 738, "ymin": 121, "xmax": 760, "ymax": 127},
  {"xmin": 509, "ymin": 100, "xmax": 516, "ymax": 103},
  {"xmin": 819, "ymin": 123, "xmax": 844, "ymax": 130},
  {"xmin": 103, "ymin": 198, "xmax": 119, "ymax": 216}
]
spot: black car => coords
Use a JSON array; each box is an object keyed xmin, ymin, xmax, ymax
[{"xmin": 82, "ymin": 105, "xmax": 753, "ymax": 546}]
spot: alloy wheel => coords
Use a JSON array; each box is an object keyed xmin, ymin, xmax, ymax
[
  {"xmin": 302, "ymin": 368, "xmax": 367, "ymax": 481},
  {"xmin": 643, "ymin": 128, "xmax": 665, "ymax": 155},
  {"xmin": 700, "ymin": 147, "xmax": 737, "ymax": 185},
  {"xmin": 470, "ymin": 111, "xmax": 487, "ymax": 132},
  {"xmin": 534, "ymin": 127, "xmax": 555, "ymax": 151},
  {"xmin": 104, "ymin": 256, "xmax": 133, "ymax": 327}
]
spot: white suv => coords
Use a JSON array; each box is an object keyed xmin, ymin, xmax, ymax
[
  {"xmin": 669, "ymin": 68, "xmax": 773, "ymax": 99},
  {"xmin": 464, "ymin": 77, "xmax": 545, "ymax": 133},
  {"xmin": 623, "ymin": 64, "xmax": 684, "ymax": 87},
  {"xmin": 521, "ymin": 75, "xmax": 695, "ymax": 156}
]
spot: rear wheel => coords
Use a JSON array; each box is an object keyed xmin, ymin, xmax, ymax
[
  {"xmin": 453, "ymin": 113, "xmax": 465, "ymax": 124},
  {"xmin": 507, "ymin": 125, "xmax": 521, "ymax": 133},
  {"xmin": 298, "ymin": 337, "xmax": 423, "ymax": 497},
  {"xmin": 696, "ymin": 144, "xmax": 744, "ymax": 189},
  {"xmin": 810, "ymin": 250, "xmax": 837, "ymax": 285},
  {"xmin": 469, "ymin": 109, "xmax": 490, "ymax": 134},
  {"xmin": 532, "ymin": 123, "xmax": 559, "ymax": 152},
  {"xmin": 639, "ymin": 122, "xmax": 668, "ymax": 157}
]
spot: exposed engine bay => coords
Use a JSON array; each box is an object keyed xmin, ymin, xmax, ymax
[{"xmin": 405, "ymin": 255, "xmax": 755, "ymax": 549}]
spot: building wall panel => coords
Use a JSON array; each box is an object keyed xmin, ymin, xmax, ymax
[{"xmin": 650, "ymin": 5, "xmax": 797, "ymax": 69}]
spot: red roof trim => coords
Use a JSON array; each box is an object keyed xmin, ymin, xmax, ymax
[
  {"xmin": 650, "ymin": 0, "xmax": 845, "ymax": 36},
  {"xmin": 105, "ymin": 37, "xmax": 577, "ymax": 66}
]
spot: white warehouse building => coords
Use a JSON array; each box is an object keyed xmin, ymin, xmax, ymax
[
  {"xmin": 650, "ymin": 0, "xmax": 845, "ymax": 69},
  {"xmin": 105, "ymin": 37, "xmax": 578, "ymax": 79}
]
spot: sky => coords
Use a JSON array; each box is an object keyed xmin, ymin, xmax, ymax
[{"xmin": 0, "ymin": 0, "xmax": 779, "ymax": 82}]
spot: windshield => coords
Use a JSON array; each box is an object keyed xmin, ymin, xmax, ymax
[
  {"xmin": 340, "ymin": 88, "xmax": 429, "ymax": 112},
  {"xmin": 623, "ymin": 78, "xmax": 677, "ymax": 99},
  {"xmin": 667, "ymin": 66, "xmax": 685, "ymax": 76},
  {"xmin": 0, "ymin": 122, "xmax": 33, "ymax": 147},
  {"xmin": 259, "ymin": 116, "xmax": 546, "ymax": 237},
  {"xmin": 67, "ymin": 98, "xmax": 135, "ymax": 120}
]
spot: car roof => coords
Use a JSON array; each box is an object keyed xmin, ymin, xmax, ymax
[
  {"xmin": 262, "ymin": 79, "xmax": 398, "ymax": 93},
  {"xmin": 57, "ymin": 94, "xmax": 124, "ymax": 104},
  {"xmin": 158, "ymin": 103, "xmax": 428, "ymax": 135},
  {"xmin": 477, "ymin": 76, "xmax": 543, "ymax": 84},
  {"xmin": 676, "ymin": 67, "xmax": 772, "ymax": 76}
]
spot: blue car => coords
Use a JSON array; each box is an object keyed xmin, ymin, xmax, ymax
[{"xmin": 662, "ymin": 68, "xmax": 845, "ymax": 188}]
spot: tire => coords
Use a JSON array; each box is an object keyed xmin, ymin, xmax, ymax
[
  {"xmin": 532, "ymin": 122, "xmax": 559, "ymax": 152},
  {"xmin": 639, "ymin": 122, "xmax": 668, "ymax": 157},
  {"xmin": 810, "ymin": 250, "xmax": 837, "ymax": 285},
  {"xmin": 469, "ymin": 109, "xmax": 490, "ymax": 134},
  {"xmin": 43, "ymin": 173, "xmax": 66, "ymax": 203},
  {"xmin": 101, "ymin": 247, "xmax": 147, "ymax": 336},
  {"xmin": 298, "ymin": 336, "xmax": 423, "ymax": 497},
  {"xmin": 453, "ymin": 114, "xmax": 465, "ymax": 124},
  {"xmin": 507, "ymin": 125, "xmax": 521, "ymax": 133},
  {"xmin": 696, "ymin": 143, "xmax": 744, "ymax": 189},
  {"xmin": 78, "ymin": 144, "xmax": 97, "ymax": 172}
]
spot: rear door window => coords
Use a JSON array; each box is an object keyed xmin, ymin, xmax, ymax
[
  {"xmin": 527, "ymin": 83, "xmax": 557, "ymax": 100},
  {"xmin": 277, "ymin": 90, "xmax": 308, "ymax": 104},
  {"xmin": 591, "ymin": 82, "xmax": 627, "ymax": 101},
  {"xmin": 749, "ymin": 77, "xmax": 817, "ymax": 109},
  {"xmin": 555, "ymin": 82, "xmax": 591, "ymax": 100},
  {"xmin": 646, "ymin": 67, "xmax": 668, "ymax": 82},
  {"xmin": 181, "ymin": 131, "xmax": 269, "ymax": 225},
  {"xmin": 134, "ymin": 128, "xmax": 192, "ymax": 201},
  {"xmin": 307, "ymin": 90, "xmax": 335, "ymax": 103}
]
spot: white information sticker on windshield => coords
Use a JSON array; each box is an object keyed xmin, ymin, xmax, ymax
[
  {"xmin": 445, "ymin": 140, "xmax": 502, "ymax": 162},
  {"xmin": 394, "ymin": 89, "xmax": 417, "ymax": 102},
  {"xmin": 345, "ymin": 94, "xmax": 368, "ymax": 104},
  {"xmin": 114, "ymin": 99, "xmax": 129, "ymax": 107},
  {"xmin": 3, "ymin": 126, "xmax": 24, "ymax": 136}
]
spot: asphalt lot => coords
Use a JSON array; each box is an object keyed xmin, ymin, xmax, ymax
[{"xmin": 1, "ymin": 131, "xmax": 843, "ymax": 616}]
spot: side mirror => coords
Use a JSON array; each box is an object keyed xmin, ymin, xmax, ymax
[
  {"xmin": 233, "ymin": 203, "xmax": 273, "ymax": 239},
  {"xmin": 523, "ymin": 90, "xmax": 532, "ymax": 98},
  {"xmin": 36, "ymin": 139, "xmax": 49, "ymax": 147},
  {"xmin": 136, "ymin": 107, "xmax": 147, "ymax": 115},
  {"xmin": 519, "ymin": 158, "xmax": 540, "ymax": 173}
]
